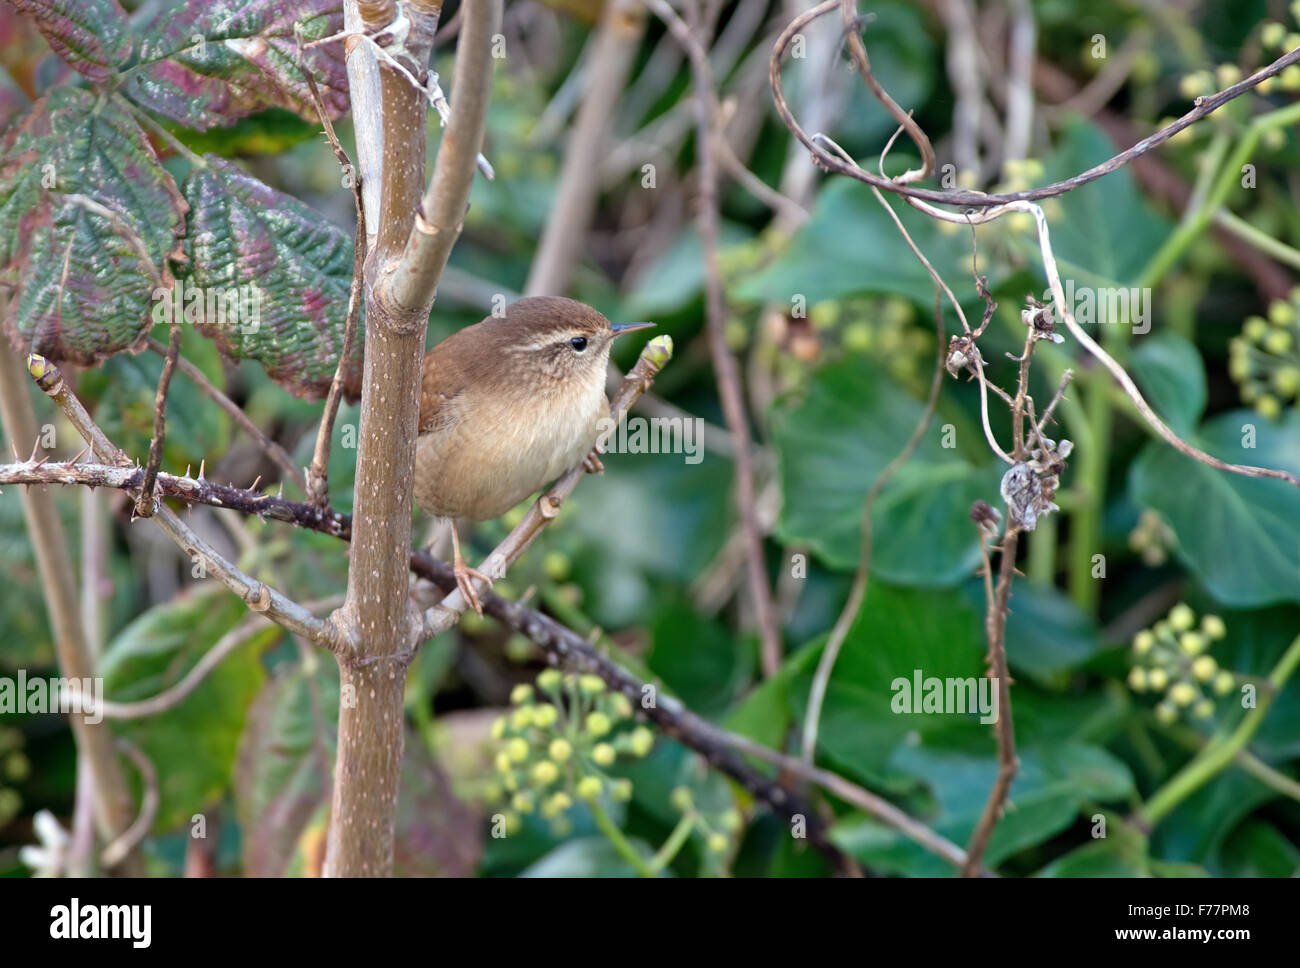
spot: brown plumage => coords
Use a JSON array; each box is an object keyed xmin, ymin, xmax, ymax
[{"xmin": 414, "ymin": 296, "xmax": 652, "ymax": 613}]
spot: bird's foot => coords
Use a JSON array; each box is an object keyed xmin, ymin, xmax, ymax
[
  {"xmin": 582, "ymin": 449, "xmax": 605, "ymax": 474},
  {"xmin": 454, "ymin": 553, "xmax": 493, "ymax": 617}
]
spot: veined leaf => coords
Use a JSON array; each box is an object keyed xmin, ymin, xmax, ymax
[
  {"xmin": 184, "ymin": 155, "xmax": 361, "ymax": 399},
  {"xmin": 9, "ymin": 0, "xmax": 132, "ymax": 82},
  {"xmin": 0, "ymin": 88, "xmax": 186, "ymax": 364},
  {"xmin": 127, "ymin": 0, "xmax": 347, "ymax": 131}
]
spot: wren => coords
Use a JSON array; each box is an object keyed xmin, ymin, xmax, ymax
[{"xmin": 414, "ymin": 296, "xmax": 653, "ymax": 615}]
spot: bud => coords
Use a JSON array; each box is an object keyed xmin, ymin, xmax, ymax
[
  {"xmin": 592, "ymin": 743, "xmax": 616, "ymax": 767},
  {"xmin": 510, "ymin": 683, "xmax": 534, "ymax": 705},
  {"xmin": 576, "ymin": 776, "xmax": 603, "ymax": 801},
  {"xmin": 549, "ymin": 738, "xmax": 572, "ymax": 762},
  {"xmin": 1168, "ymin": 603, "xmax": 1195, "ymax": 632},
  {"xmin": 531, "ymin": 760, "xmax": 559, "ymax": 786},
  {"xmin": 585, "ymin": 712, "xmax": 612, "ymax": 737}
]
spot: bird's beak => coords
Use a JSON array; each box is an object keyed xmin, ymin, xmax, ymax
[{"xmin": 610, "ymin": 321, "xmax": 655, "ymax": 337}]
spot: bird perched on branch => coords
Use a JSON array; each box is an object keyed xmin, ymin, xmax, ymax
[{"xmin": 414, "ymin": 296, "xmax": 653, "ymax": 615}]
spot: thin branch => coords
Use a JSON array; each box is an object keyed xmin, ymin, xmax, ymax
[
  {"xmin": 390, "ymin": 0, "xmax": 501, "ymax": 312},
  {"xmin": 647, "ymin": 0, "xmax": 782, "ymax": 678},
  {"xmin": 0, "ymin": 346, "xmax": 142, "ymax": 873},
  {"xmin": 770, "ymin": 1, "xmax": 1300, "ymax": 208},
  {"xmin": 135, "ymin": 320, "xmax": 180, "ymax": 518},
  {"xmin": 99, "ymin": 739, "xmax": 158, "ymax": 868},
  {"xmin": 25, "ymin": 354, "xmax": 342, "ymax": 650},
  {"xmin": 146, "ymin": 338, "xmax": 305, "ymax": 491}
]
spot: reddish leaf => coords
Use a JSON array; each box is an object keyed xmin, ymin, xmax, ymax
[
  {"xmin": 127, "ymin": 0, "xmax": 348, "ymax": 131},
  {"xmin": 0, "ymin": 88, "xmax": 187, "ymax": 364},
  {"xmin": 8, "ymin": 0, "xmax": 132, "ymax": 83}
]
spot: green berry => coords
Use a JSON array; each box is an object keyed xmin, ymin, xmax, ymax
[
  {"xmin": 1128, "ymin": 667, "xmax": 1149, "ymax": 692},
  {"xmin": 532, "ymin": 704, "xmax": 557, "ymax": 728},
  {"xmin": 1170, "ymin": 681, "xmax": 1198, "ymax": 707},
  {"xmin": 579, "ymin": 674, "xmax": 606, "ymax": 696},
  {"xmin": 592, "ymin": 743, "xmax": 616, "ymax": 767},
  {"xmin": 609, "ymin": 693, "xmax": 633, "ymax": 720},
  {"xmin": 1265, "ymin": 328, "xmax": 1293, "ymax": 355},
  {"xmin": 495, "ymin": 751, "xmax": 513, "ymax": 775},
  {"xmin": 512, "ymin": 792, "xmax": 535, "ymax": 814},
  {"xmin": 707, "ymin": 833, "xmax": 729, "ymax": 853},
  {"xmin": 1262, "ymin": 22, "xmax": 1287, "ymax": 48},
  {"xmin": 629, "ymin": 726, "xmax": 654, "ymax": 757},
  {"xmin": 1193, "ymin": 699, "xmax": 1215, "ymax": 719},
  {"xmin": 532, "ymin": 761, "xmax": 559, "ymax": 786},
  {"xmin": 1168, "ymin": 604, "xmax": 1196, "ymax": 632},
  {"xmin": 1133, "ymin": 630, "xmax": 1155, "ymax": 655},
  {"xmin": 1245, "ymin": 317, "xmax": 1270, "ymax": 342},
  {"xmin": 1275, "ymin": 367, "xmax": 1300, "ymax": 396},
  {"xmin": 549, "ymin": 738, "xmax": 572, "ymax": 762},
  {"xmin": 1179, "ymin": 631, "xmax": 1207, "ymax": 655},
  {"xmin": 1155, "ymin": 701, "xmax": 1178, "ymax": 725},
  {"xmin": 670, "ymin": 786, "xmax": 694, "ymax": 812},
  {"xmin": 611, "ymin": 779, "xmax": 634, "ymax": 801},
  {"xmin": 506, "ymin": 737, "xmax": 529, "ymax": 763},
  {"xmin": 510, "ymin": 683, "xmax": 534, "ymax": 706},
  {"xmin": 1148, "ymin": 668, "xmax": 1169, "ymax": 691},
  {"xmin": 576, "ymin": 776, "xmax": 603, "ymax": 801},
  {"xmin": 1257, "ymin": 395, "xmax": 1282, "ymax": 420},
  {"xmin": 1192, "ymin": 655, "xmax": 1218, "ymax": 682},
  {"xmin": 1213, "ymin": 671, "xmax": 1235, "ymax": 695},
  {"xmin": 585, "ymin": 711, "xmax": 611, "ymax": 737},
  {"xmin": 536, "ymin": 669, "xmax": 562, "ymax": 692},
  {"xmin": 510, "ymin": 706, "xmax": 533, "ymax": 730},
  {"xmin": 490, "ymin": 717, "xmax": 507, "ymax": 740}
]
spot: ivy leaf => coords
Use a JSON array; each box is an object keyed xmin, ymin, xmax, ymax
[
  {"xmin": 127, "ymin": 0, "xmax": 347, "ymax": 131},
  {"xmin": 1131, "ymin": 409, "xmax": 1300, "ymax": 607},
  {"xmin": 184, "ymin": 155, "xmax": 361, "ymax": 399},
  {"xmin": 9, "ymin": 0, "xmax": 132, "ymax": 83},
  {"xmin": 0, "ymin": 88, "xmax": 186, "ymax": 364},
  {"xmin": 770, "ymin": 357, "xmax": 1000, "ymax": 585}
]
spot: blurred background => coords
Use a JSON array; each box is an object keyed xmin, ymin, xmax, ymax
[{"xmin": 2, "ymin": 0, "xmax": 1300, "ymax": 877}]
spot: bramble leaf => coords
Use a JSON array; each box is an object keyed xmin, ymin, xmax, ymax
[
  {"xmin": 126, "ymin": 0, "xmax": 348, "ymax": 131},
  {"xmin": 0, "ymin": 88, "xmax": 186, "ymax": 364},
  {"xmin": 183, "ymin": 154, "xmax": 361, "ymax": 399},
  {"xmin": 9, "ymin": 0, "xmax": 132, "ymax": 82}
]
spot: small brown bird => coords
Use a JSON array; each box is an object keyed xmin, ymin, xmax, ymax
[{"xmin": 414, "ymin": 296, "xmax": 653, "ymax": 615}]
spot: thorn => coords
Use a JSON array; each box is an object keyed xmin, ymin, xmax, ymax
[
  {"xmin": 28, "ymin": 437, "xmax": 41, "ymax": 461},
  {"xmin": 198, "ymin": 459, "xmax": 206, "ymax": 481},
  {"xmin": 70, "ymin": 444, "xmax": 89, "ymax": 464},
  {"xmin": 249, "ymin": 475, "xmax": 262, "ymax": 492},
  {"xmin": 185, "ymin": 464, "xmax": 191, "ymax": 478},
  {"xmin": 9, "ymin": 440, "xmax": 21, "ymax": 462},
  {"xmin": 277, "ymin": 482, "xmax": 284, "ymax": 498},
  {"xmin": 33, "ymin": 454, "xmax": 49, "ymax": 469}
]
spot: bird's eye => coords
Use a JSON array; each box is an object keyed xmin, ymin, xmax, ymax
[{"xmin": 570, "ymin": 336, "xmax": 588, "ymax": 352}]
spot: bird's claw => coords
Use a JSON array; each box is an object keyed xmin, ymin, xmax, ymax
[
  {"xmin": 454, "ymin": 554, "xmax": 493, "ymax": 617},
  {"xmin": 582, "ymin": 450, "xmax": 605, "ymax": 475}
]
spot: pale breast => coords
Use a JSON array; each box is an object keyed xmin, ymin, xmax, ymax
[{"xmin": 414, "ymin": 378, "xmax": 609, "ymax": 521}]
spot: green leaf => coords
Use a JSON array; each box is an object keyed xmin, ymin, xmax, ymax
[
  {"xmin": 1130, "ymin": 409, "xmax": 1300, "ymax": 606},
  {"xmin": 10, "ymin": 0, "xmax": 132, "ymax": 82},
  {"xmin": 1218, "ymin": 819, "xmax": 1300, "ymax": 877},
  {"xmin": 520, "ymin": 835, "xmax": 657, "ymax": 878},
  {"xmin": 789, "ymin": 582, "xmax": 986, "ymax": 786},
  {"xmin": 733, "ymin": 178, "xmax": 1002, "ymax": 308},
  {"xmin": 1037, "ymin": 838, "xmax": 1147, "ymax": 878},
  {"xmin": 648, "ymin": 602, "xmax": 751, "ymax": 718},
  {"xmin": 102, "ymin": 587, "xmax": 272, "ymax": 832},
  {"xmin": 0, "ymin": 89, "xmax": 186, "ymax": 364},
  {"xmin": 184, "ymin": 155, "xmax": 361, "ymax": 399},
  {"xmin": 771, "ymin": 357, "xmax": 1000, "ymax": 585},
  {"xmin": 1130, "ymin": 334, "xmax": 1206, "ymax": 436},
  {"xmin": 127, "ymin": 0, "xmax": 347, "ymax": 131}
]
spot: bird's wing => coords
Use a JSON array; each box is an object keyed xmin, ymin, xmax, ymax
[{"xmin": 418, "ymin": 348, "xmax": 466, "ymax": 435}]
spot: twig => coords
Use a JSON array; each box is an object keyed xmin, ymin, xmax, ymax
[
  {"xmin": 136, "ymin": 320, "xmax": 180, "ymax": 518},
  {"xmin": 0, "ymin": 346, "xmax": 143, "ymax": 873},
  {"xmin": 25, "ymin": 354, "xmax": 342, "ymax": 650},
  {"xmin": 961, "ymin": 525, "xmax": 1020, "ymax": 876},
  {"xmin": 647, "ymin": 0, "xmax": 782, "ymax": 678},
  {"xmin": 99, "ymin": 739, "xmax": 158, "ymax": 868},
  {"xmin": 525, "ymin": 0, "xmax": 645, "ymax": 297},
  {"xmin": 146, "ymin": 338, "xmax": 306, "ymax": 491},
  {"xmin": 770, "ymin": 1, "xmax": 1300, "ymax": 208},
  {"xmin": 296, "ymin": 23, "xmax": 367, "ymax": 509}
]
